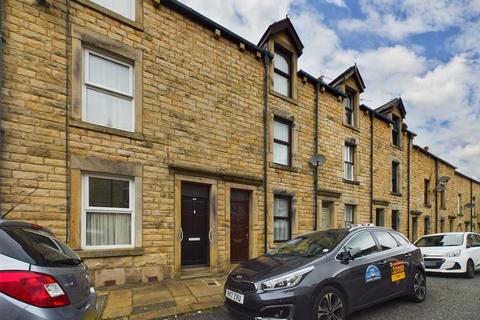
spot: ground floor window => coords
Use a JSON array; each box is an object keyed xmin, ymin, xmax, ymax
[
  {"xmin": 412, "ymin": 217, "xmax": 418, "ymax": 241},
  {"xmin": 375, "ymin": 208, "xmax": 385, "ymax": 226},
  {"xmin": 424, "ymin": 216, "xmax": 431, "ymax": 235},
  {"xmin": 274, "ymin": 196, "xmax": 292, "ymax": 242},
  {"xmin": 391, "ymin": 210, "xmax": 400, "ymax": 231},
  {"xmin": 344, "ymin": 205, "xmax": 355, "ymax": 227},
  {"xmin": 82, "ymin": 174, "xmax": 134, "ymax": 248}
]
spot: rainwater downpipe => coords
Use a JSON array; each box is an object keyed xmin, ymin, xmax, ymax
[
  {"xmin": 263, "ymin": 53, "xmax": 270, "ymax": 253},
  {"xmin": 435, "ymin": 159, "xmax": 439, "ymax": 233},
  {"xmin": 0, "ymin": 0, "xmax": 4, "ymax": 157},
  {"xmin": 369, "ymin": 111, "xmax": 374, "ymax": 224},
  {"xmin": 407, "ymin": 135, "xmax": 411, "ymax": 238},
  {"xmin": 313, "ymin": 81, "xmax": 319, "ymax": 230}
]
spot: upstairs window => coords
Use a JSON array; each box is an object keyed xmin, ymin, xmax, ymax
[
  {"xmin": 392, "ymin": 161, "xmax": 400, "ymax": 193},
  {"xmin": 440, "ymin": 190, "xmax": 446, "ymax": 210},
  {"xmin": 344, "ymin": 143, "xmax": 355, "ymax": 181},
  {"xmin": 458, "ymin": 194, "xmax": 463, "ymax": 215},
  {"xmin": 344, "ymin": 90, "xmax": 355, "ymax": 126},
  {"xmin": 273, "ymin": 47, "xmax": 292, "ymax": 97},
  {"xmin": 91, "ymin": 0, "xmax": 135, "ymax": 20},
  {"xmin": 84, "ymin": 50, "xmax": 134, "ymax": 132},
  {"xmin": 424, "ymin": 179, "xmax": 431, "ymax": 205},
  {"xmin": 392, "ymin": 115, "xmax": 401, "ymax": 147},
  {"xmin": 273, "ymin": 118, "xmax": 292, "ymax": 166}
]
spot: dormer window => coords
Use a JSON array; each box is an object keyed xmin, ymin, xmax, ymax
[
  {"xmin": 344, "ymin": 90, "xmax": 355, "ymax": 126},
  {"xmin": 273, "ymin": 46, "xmax": 292, "ymax": 97},
  {"xmin": 392, "ymin": 115, "xmax": 401, "ymax": 147}
]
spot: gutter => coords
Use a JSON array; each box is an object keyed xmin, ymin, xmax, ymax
[{"xmin": 262, "ymin": 53, "xmax": 270, "ymax": 253}]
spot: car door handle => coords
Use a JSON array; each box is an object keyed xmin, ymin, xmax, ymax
[
  {"xmin": 404, "ymin": 253, "xmax": 412, "ymax": 258},
  {"xmin": 377, "ymin": 260, "xmax": 388, "ymax": 266}
]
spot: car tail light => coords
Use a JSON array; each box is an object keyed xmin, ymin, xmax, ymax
[{"xmin": 0, "ymin": 271, "xmax": 70, "ymax": 308}]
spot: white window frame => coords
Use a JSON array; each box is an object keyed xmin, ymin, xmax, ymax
[
  {"xmin": 83, "ymin": 49, "xmax": 135, "ymax": 132},
  {"xmin": 344, "ymin": 144, "xmax": 355, "ymax": 181},
  {"xmin": 81, "ymin": 173, "xmax": 135, "ymax": 250},
  {"xmin": 90, "ymin": 0, "xmax": 135, "ymax": 20},
  {"xmin": 344, "ymin": 205, "xmax": 355, "ymax": 227}
]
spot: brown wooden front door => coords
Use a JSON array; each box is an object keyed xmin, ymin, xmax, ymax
[
  {"xmin": 230, "ymin": 189, "xmax": 250, "ymax": 262},
  {"xmin": 181, "ymin": 183, "xmax": 210, "ymax": 267}
]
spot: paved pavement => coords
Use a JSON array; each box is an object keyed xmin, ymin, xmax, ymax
[
  {"xmin": 98, "ymin": 276, "xmax": 226, "ymax": 319},
  {"xmin": 172, "ymin": 272, "xmax": 480, "ymax": 320}
]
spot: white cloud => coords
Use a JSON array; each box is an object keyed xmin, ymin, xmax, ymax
[
  {"xmin": 177, "ymin": 0, "xmax": 480, "ymax": 178},
  {"xmin": 338, "ymin": 0, "xmax": 480, "ymax": 41},
  {"xmin": 324, "ymin": 0, "xmax": 347, "ymax": 8}
]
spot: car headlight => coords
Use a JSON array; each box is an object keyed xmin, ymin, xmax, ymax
[
  {"xmin": 444, "ymin": 250, "xmax": 461, "ymax": 257},
  {"xmin": 261, "ymin": 266, "xmax": 314, "ymax": 291}
]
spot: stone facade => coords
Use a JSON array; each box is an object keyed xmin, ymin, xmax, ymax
[{"xmin": 1, "ymin": 0, "xmax": 479, "ymax": 286}]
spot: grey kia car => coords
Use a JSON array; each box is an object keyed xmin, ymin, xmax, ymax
[
  {"xmin": 0, "ymin": 219, "xmax": 97, "ymax": 320},
  {"xmin": 224, "ymin": 225, "xmax": 426, "ymax": 320}
]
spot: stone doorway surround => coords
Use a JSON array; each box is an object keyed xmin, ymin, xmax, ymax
[
  {"xmin": 225, "ymin": 183, "xmax": 259, "ymax": 266},
  {"xmin": 174, "ymin": 174, "xmax": 218, "ymax": 277}
]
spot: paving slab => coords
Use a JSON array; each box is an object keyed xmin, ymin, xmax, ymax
[{"xmin": 102, "ymin": 289, "xmax": 133, "ymax": 319}]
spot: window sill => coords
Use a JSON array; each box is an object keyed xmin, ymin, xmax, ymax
[
  {"xmin": 342, "ymin": 123, "xmax": 361, "ymax": 133},
  {"xmin": 270, "ymin": 90, "xmax": 299, "ymax": 106},
  {"xmin": 391, "ymin": 143, "xmax": 403, "ymax": 151},
  {"xmin": 70, "ymin": 119, "xmax": 145, "ymax": 141},
  {"xmin": 343, "ymin": 178, "xmax": 360, "ymax": 186},
  {"xmin": 72, "ymin": 0, "xmax": 143, "ymax": 31},
  {"xmin": 390, "ymin": 192, "xmax": 403, "ymax": 197},
  {"xmin": 424, "ymin": 203, "xmax": 432, "ymax": 208},
  {"xmin": 76, "ymin": 247, "xmax": 144, "ymax": 259},
  {"xmin": 270, "ymin": 162, "xmax": 299, "ymax": 172}
]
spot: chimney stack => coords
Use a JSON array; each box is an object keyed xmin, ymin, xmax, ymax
[{"xmin": 424, "ymin": 146, "xmax": 429, "ymax": 152}]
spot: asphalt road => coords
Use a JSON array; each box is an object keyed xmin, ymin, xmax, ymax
[{"xmin": 174, "ymin": 272, "xmax": 480, "ymax": 320}]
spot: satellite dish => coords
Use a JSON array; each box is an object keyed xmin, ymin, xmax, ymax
[
  {"xmin": 310, "ymin": 154, "xmax": 326, "ymax": 167},
  {"xmin": 437, "ymin": 185, "xmax": 445, "ymax": 192},
  {"xmin": 465, "ymin": 203, "xmax": 476, "ymax": 209},
  {"xmin": 439, "ymin": 176, "xmax": 450, "ymax": 184}
]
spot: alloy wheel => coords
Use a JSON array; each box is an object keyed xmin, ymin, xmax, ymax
[
  {"xmin": 317, "ymin": 292, "xmax": 344, "ymax": 320},
  {"xmin": 413, "ymin": 272, "xmax": 426, "ymax": 300}
]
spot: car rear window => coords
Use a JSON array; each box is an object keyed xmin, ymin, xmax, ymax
[
  {"xmin": 0, "ymin": 226, "xmax": 82, "ymax": 267},
  {"xmin": 390, "ymin": 232, "xmax": 410, "ymax": 245},
  {"xmin": 415, "ymin": 234, "xmax": 464, "ymax": 247},
  {"xmin": 373, "ymin": 231, "xmax": 399, "ymax": 250}
]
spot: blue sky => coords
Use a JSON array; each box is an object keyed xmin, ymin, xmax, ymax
[{"xmin": 180, "ymin": 0, "xmax": 480, "ymax": 179}]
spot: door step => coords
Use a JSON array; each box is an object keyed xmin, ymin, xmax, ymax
[{"xmin": 180, "ymin": 267, "xmax": 214, "ymax": 280}]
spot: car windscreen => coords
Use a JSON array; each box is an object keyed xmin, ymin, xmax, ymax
[
  {"xmin": 415, "ymin": 234, "xmax": 464, "ymax": 247},
  {"xmin": 268, "ymin": 229, "xmax": 349, "ymax": 257},
  {"xmin": 1, "ymin": 226, "xmax": 82, "ymax": 267}
]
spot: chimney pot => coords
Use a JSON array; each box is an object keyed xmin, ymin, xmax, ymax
[{"xmin": 424, "ymin": 146, "xmax": 429, "ymax": 152}]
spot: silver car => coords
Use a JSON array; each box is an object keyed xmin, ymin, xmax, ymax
[{"xmin": 0, "ymin": 219, "xmax": 97, "ymax": 320}]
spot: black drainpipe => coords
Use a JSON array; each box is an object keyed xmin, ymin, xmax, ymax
[
  {"xmin": 313, "ymin": 81, "xmax": 319, "ymax": 230},
  {"xmin": 435, "ymin": 159, "xmax": 439, "ymax": 233},
  {"xmin": 262, "ymin": 53, "xmax": 270, "ymax": 253},
  {"xmin": 407, "ymin": 134, "xmax": 411, "ymax": 238},
  {"xmin": 470, "ymin": 179, "xmax": 473, "ymax": 232},
  {"xmin": 369, "ymin": 111, "xmax": 374, "ymax": 223},
  {"xmin": 0, "ymin": 0, "xmax": 4, "ymax": 162}
]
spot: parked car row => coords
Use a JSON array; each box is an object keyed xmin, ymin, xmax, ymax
[
  {"xmin": 224, "ymin": 225, "xmax": 480, "ymax": 320},
  {"xmin": 0, "ymin": 219, "xmax": 97, "ymax": 320}
]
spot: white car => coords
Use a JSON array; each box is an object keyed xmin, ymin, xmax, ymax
[{"xmin": 414, "ymin": 232, "xmax": 480, "ymax": 278}]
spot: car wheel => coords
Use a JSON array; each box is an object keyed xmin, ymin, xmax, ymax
[
  {"xmin": 313, "ymin": 286, "xmax": 346, "ymax": 320},
  {"xmin": 465, "ymin": 259, "xmax": 475, "ymax": 279},
  {"xmin": 408, "ymin": 270, "xmax": 427, "ymax": 302}
]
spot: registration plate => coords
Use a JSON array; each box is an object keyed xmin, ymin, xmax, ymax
[
  {"xmin": 225, "ymin": 289, "xmax": 244, "ymax": 304},
  {"xmin": 391, "ymin": 261, "xmax": 406, "ymax": 282}
]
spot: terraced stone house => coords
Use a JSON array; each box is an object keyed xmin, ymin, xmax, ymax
[{"xmin": 0, "ymin": 0, "xmax": 478, "ymax": 286}]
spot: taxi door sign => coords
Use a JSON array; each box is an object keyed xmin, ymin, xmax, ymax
[{"xmin": 390, "ymin": 261, "xmax": 406, "ymax": 282}]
